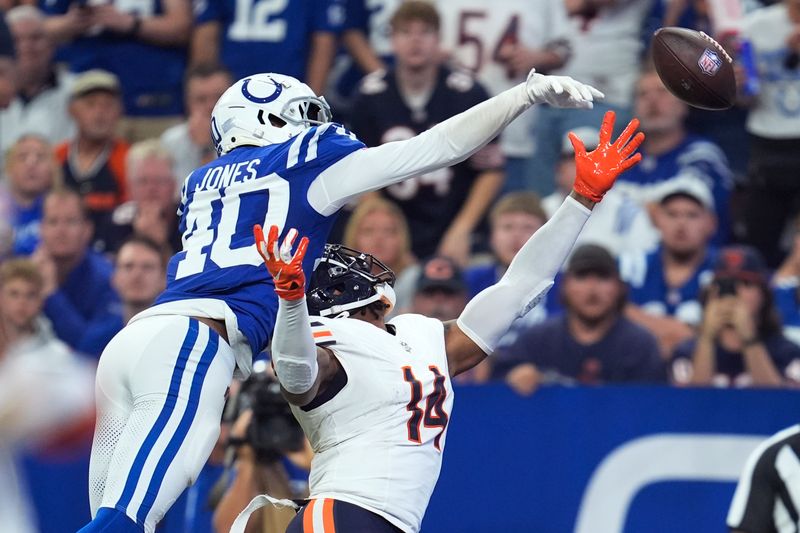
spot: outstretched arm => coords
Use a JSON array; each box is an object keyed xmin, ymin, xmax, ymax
[
  {"xmin": 254, "ymin": 225, "xmax": 339, "ymax": 406},
  {"xmin": 446, "ymin": 111, "xmax": 645, "ymax": 376},
  {"xmin": 307, "ymin": 70, "xmax": 604, "ymax": 215}
]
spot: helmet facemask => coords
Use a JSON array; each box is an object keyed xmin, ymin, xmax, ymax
[
  {"xmin": 307, "ymin": 245, "xmax": 397, "ymax": 318},
  {"xmin": 211, "ymin": 73, "xmax": 333, "ymax": 156},
  {"xmin": 280, "ymin": 96, "xmax": 332, "ymax": 128}
]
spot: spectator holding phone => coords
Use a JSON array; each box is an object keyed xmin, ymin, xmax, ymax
[{"xmin": 671, "ymin": 245, "xmax": 800, "ymax": 388}]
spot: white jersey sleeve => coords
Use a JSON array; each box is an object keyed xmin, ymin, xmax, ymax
[
  {"xmin": 306, "ymin": 83, "xmax": 531, "ymax": 215},
  {"xmin": 291, "ymin": 314, "xmax": 453, "ymax": 533}
]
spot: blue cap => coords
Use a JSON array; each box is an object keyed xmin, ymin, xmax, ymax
[
  {"xmin": 416, "ymin": 256, "xmax": 466, "ymax": 293},
  {"xmin": 713, "ymin": 245, "xmax": 767, "ymax": 283}
]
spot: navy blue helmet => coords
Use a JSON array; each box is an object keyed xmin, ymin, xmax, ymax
[{"xmin": 307, "ymin": 244, "xmax": 396, "ymax": 317}]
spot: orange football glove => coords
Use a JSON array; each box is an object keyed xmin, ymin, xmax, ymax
[
  {"xmin": 570, "ymin": 110, "xmax": 645, "ymax": 203},
  {"xmin": 254, "ymin": 224, "xmax": 309, "ymax": 301}
]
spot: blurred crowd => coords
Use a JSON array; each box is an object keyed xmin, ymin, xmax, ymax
[{"xmin": 0, "ymin": 0, "xmax": 799, "ymax": 529}]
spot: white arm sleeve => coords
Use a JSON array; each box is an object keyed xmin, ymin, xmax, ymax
[
  {"xmin": 457, "ymin": 196, "xmax": 592, "ymax": 354},
  {"xmin": 271, "ymin": 297, "xmax": 319, "ymax": 395},
  {"xmin": 308, "ymin": 83, "xmax": 531, "ymax": 215}
]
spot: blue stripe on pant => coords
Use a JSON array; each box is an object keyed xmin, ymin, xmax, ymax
[
  {"xmin": 114, "ymin": 320, "xmax": 201, "ymax": 517},
  {"xmin": 135, "ymin": 331, "xmax": 219, "ymax": 525}
]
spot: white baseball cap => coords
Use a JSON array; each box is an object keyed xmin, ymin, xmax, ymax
[{"xmin": 653, "ymin": 176, "xmax": 715, "ymax": 210}]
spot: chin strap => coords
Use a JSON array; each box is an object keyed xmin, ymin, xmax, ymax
[{"xmin": 319, "ymin": 282, "xmax": 396, "ymax": 318}]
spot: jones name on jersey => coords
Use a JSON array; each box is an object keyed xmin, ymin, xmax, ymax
[{"xmin": 153, "ymin": 124, "xmax": 364, "ymax": 368}]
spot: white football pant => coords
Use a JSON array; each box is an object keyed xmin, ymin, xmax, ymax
[{"xmin": 88, "ymin": 315, "xmax": 235, "ymax": 533}]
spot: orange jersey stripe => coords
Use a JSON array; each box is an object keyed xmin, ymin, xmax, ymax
[
  {"xmin": 322, "ymin": 499, "xmax": 336, "ymax": 533},
  {"xmin": 312, "ymin": 330, "xmax": 333, "ymax": 338},
  {"xmin": 303, "ymin": 499, "xmax": 316, "ymax": 532}
]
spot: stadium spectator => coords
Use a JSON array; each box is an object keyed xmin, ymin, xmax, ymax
[
  {"xmin": 0, "ymin": 6, "xmax": 75, "ymax": 166},
  {"xmin": 349, "ymin": 1, "xmax": 504, "ymax": 264},
  {"xmin": 30, "ymin": 188, "xmax": 118, "ymax": 350},
  {"xmin": 542, "ymin": 127, "xmax": 659, "ymax": 255},
  {"xmin": 78, "ymin": 236, "xmax": 166, "ymax": 358},
  {"xmin": 493, "ymin": 243, "xmax": 666, "ymax": 395},
  {"xmin": 616, "ymin": 67, "xmax": 734, "ymax": 245},
  {"xmin": 543, "ymin": 128, "xmax": 597, "ymax": 217},
  {"xmin": 0, "ymin": 257, "xmax": 94, "ymax": 533},
  {"xmin": 322, "ymin": 0, "xmax": 387, "ymax": 122},
  {"xmin": 772, "ymin": 215, "xmax": 800, "ymax": 346},
  {"xmin": 436, "ymin": 0, "xmax": 572, "ymax": 193},
  {"xmin": 671, "ymin": 245, "xmax": 800, "ymax": 387},
  {"xmin": 342, "ymin": 196, "xmax": 419, "ymax": 315},
  {"xmin": 0, "ymin": 258, "xmax": 70, "ymax": 360},
  {"xmin": 527, "ymin": 0, "xmax": 654, "ymax": 195},
  {"xmin": 0, "ymin": 185, "xmax": 12, "ymax": 261},
  {"xmin": 463, "ymin": 192, "xmax": 554, "ymax": 348},
  {"xmin": 99, "ymin": 139, "xmax": 180, "ymax": 254},
  {"xmin": 737, "ymin": 0, "xmax": 800, "ymax": 268},
  {"xmin": 5, "ymin": 134, "xmax": 60, "ymax": 255},
  {"xmin": 344, "ymin": 0, "xmax": 400, "ymax": 66},
  {"xmin": 0, "ymin": 12, "xmax": 14, "ymax": 111},
  {"xmin": 190, "ymin": 0, "xmax": 344, "ymax": 94},
  {"xmin": 412, "ymin": 254, "xmax": 489, "ymax": 383},
  {"xmin": 465, "ymin": 192, "xmax": 547, "ymax": 298},
  {"xmin": 160, "ymin": 63, "xmax": 232, "ymax": 185},
  {"xmin": 621, "ymin": 177, "xmax": 717, "ymax": 357},
  {"xmin": 411, "ymin": 255, "xmax": 469, "ymax": 323},
  {"xmin": 42, "ymin": 0, "xmax": 191, "ymax": 141},
  {"xmin": 55, "ymin": 69, "xmax": 129, "ymax": 243}
]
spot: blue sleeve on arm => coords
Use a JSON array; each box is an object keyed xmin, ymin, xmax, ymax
[
  {"xmin": 78, "ymin": 315, "xmax": 124, "ymax": 359},
  {"xmin": 44, "ymin": 254, "xmax": 120, "ymax": 350},
  {"xmin": 43, "ymin": 291, "xmax": 89, "ymax": 349}
]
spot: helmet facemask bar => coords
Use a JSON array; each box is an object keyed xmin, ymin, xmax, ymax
[
  {"xmin": 307, "ymin": 245, "xmax": 397, "ymax": 318},
  {"xmin": 280, "ymin": 96, "xmax": 333, "ymax": 128},
  {"xmin": 333, "ymin": 245, "xmax": 395, "ymax": 287}
]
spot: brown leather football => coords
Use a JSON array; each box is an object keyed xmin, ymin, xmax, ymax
[{"xmin": 651, "ymin": 27, "xmax": 736, "ymax": 110}]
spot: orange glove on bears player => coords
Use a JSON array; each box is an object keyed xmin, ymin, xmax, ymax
[
  {"xmin": 569, "ymin": 110, "xmax": 645, "ymax": 203},
  {"xmin": 254, "ymin": 224, "xmax": 309, "ymax": 301}
]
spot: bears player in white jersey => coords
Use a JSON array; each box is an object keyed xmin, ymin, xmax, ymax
[
  {"xmin": 230, "ymin": 110, "xmax": 645, "ymax": 533},
  {"xmin": 79, "ymin": 71, "xmax": 604, "ymax": 532}
]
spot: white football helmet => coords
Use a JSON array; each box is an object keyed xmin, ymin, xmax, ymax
[{"xmin": 210, "ymin": 73, "xmax": 333, "ymax": 156}]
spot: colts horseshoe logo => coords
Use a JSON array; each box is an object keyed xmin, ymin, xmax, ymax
[{"xmin": 241, "ymin": 77, "xmax": 283, "ymax": 104}]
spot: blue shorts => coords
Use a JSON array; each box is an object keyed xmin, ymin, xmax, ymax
[{"xmin": 286, "ymin": 498, "xmax": 404, "ymax": 533}]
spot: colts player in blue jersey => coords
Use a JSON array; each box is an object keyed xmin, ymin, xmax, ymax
[{"xmin": 79, "ymin": 71, "xmax": 604, "ymax": 532}]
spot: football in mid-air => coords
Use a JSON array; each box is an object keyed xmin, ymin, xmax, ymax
[{"xmin": 651, "ymin": 27, "xmax": 736, "ymax": 110}]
